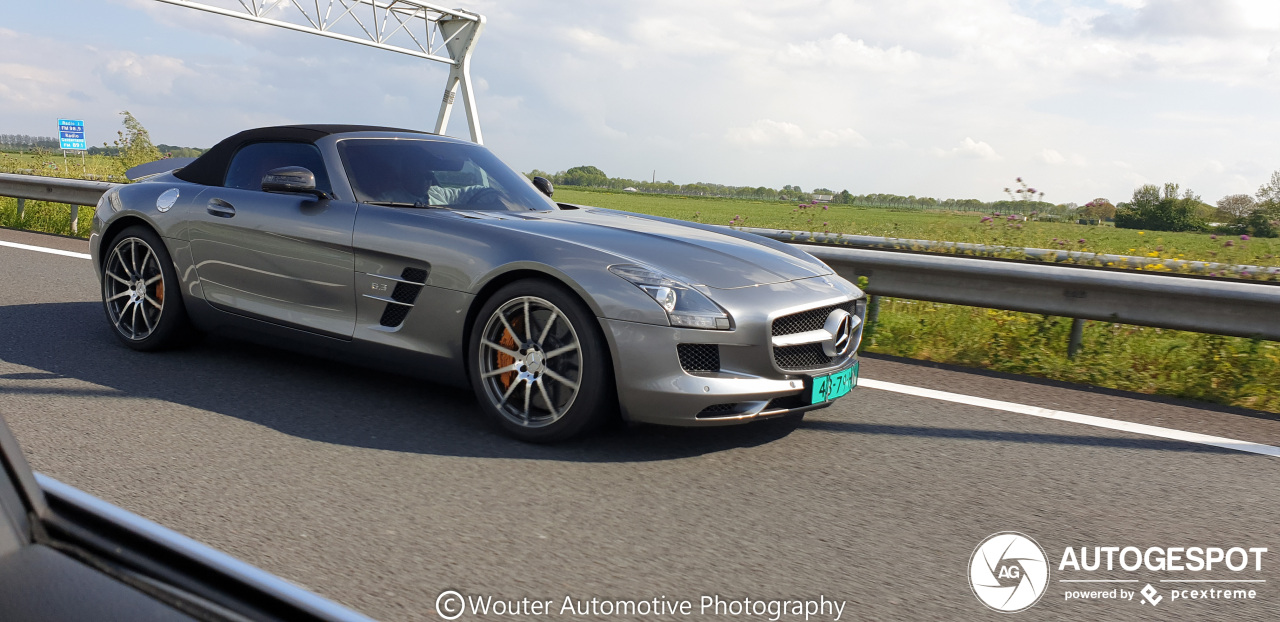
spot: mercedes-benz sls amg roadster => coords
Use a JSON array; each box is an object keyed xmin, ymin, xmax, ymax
[{"xmin": 90, "ymin": 125, "xmax": 865, "ymax": 442}]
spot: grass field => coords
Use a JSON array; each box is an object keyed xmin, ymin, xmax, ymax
[
  {"xmin": 0, "ymin": 151, "xmax": 125, "ymax": 181},
  {"xmin": 863, "ymin": 299, "xmax": 1280, "ymax": 413},
  {"xmin": 555, "ymin": 187, "xmax": 1280, "ymax": 270}
]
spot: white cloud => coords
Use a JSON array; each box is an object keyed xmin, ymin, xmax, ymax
[
  {"xmin": 725, "ymin": 120, "xmax": 868, "ymax": 149},
  {"xmin": 781, "ymin": 34, "xmax": 921, "ymax": 71},
  {"xmin": 3, "ymin": 1, "xmax": 1280, "ymax": 203},
  {"xmin": 935, "ymin": 138, "xmax": 1002, "ymax": 161},
  {"xmin": 97, "ymin": 52, "xmax": 193, "ymax": 97}
]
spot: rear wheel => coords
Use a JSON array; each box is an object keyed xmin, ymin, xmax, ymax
[
  {"xmin": 101, "ymin": 226, "xmax": 194, "ymax": 351},
  {"xmin": 468, "ymin": 280, "xmax": 614, "ymax": 442}
]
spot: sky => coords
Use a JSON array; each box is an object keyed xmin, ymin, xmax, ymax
[{"xmin": 1, "ymin": 0, "xmax": 1278, "ymax": 204}]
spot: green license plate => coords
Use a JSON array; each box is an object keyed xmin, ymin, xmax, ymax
[{"xmin": 810, "ymin": 362, "xmax": 858, "ymax": 404}]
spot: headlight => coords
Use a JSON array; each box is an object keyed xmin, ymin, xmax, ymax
[{"xmin": 608, "ymin": 264, "xmax": 732, "ymax": 330}]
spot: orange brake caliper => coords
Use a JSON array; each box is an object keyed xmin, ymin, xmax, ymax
[{"xmin": 496, "ymin": 317, "xmax": 520, "ymax": 390}]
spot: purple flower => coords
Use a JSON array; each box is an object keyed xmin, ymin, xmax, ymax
[
  {"xmin": 1242, "ymin": 271, "xmax": 1251, "ymax": 277},
  {"xmin": 1078, "ymin": 239, "xmax": 1086, "ymax": 244},
  {"xmin": 1241, "ymin": 234, "xmax": 1251, "ymax": 241},
  {"xmin": 981, "ymin": 216, "xmax": 992, "ymax": 223},
  {"xmin": 1224, "ymin": 240, "xmax": 1234, "ymax": 247},
  {"xmin": 1016, "ymin": 177, "xmax": 1023, "ymax": 183},
  {"xmin": 1209, "ymin": 234, "xmax": 1217, "ymax": 240}
]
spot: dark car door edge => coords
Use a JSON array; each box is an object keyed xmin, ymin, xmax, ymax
[{"xmin": 32, "ymin": 473, "xmax": 375, "ymax": 622}]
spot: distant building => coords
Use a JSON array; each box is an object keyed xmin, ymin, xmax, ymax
[{"xmin": 813, "ymin": 194, "xmax": 833, "ymax": 202}]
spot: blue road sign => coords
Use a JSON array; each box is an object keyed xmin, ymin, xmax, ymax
[{"xmin": 58, "ymin": 119, "xmax": 87, "ymax": 150}]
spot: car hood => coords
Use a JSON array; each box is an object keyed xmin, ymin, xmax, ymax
[{"xmin": 458, "ymin": 207, "xmax": 833, "ymax": 289}]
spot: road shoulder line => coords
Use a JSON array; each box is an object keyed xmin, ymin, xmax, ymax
[
  {"xmin": 0, "ymin": 240, "xmax": 91, "ymax": 259},
  {"xmin": 860, "ymin": 378, "xmax": 1280, "ymax": 457}
]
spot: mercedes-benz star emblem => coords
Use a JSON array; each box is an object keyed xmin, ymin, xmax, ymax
[{"xmin": 822, "ymin": 308, "xmax": 854, "ymax": 357}]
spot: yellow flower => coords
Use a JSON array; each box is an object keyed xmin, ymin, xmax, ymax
[{"xmin": 1138, "ymin": 231, "xmax": 1145, "ymax": 235}]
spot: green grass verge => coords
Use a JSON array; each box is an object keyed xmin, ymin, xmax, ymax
[
  {"xmin": 863, "ymin": 299, "xmax": 1280, "ymax": 414},
  {"xmin": 0, "ymin": 197, "xmax": 94, "ymax": 237},
  {"xmin": 555, "ymin": 187, "xmax": 1280, "ymax": 269}
]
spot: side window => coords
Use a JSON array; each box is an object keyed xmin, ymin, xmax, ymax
[{"xmin": 224, "ymin": 142, "xmax": 332, "ymax": 194}]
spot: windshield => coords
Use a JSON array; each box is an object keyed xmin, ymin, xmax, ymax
[{"xmin": 337, "ymin": 138, "xmax": 557, "ymax": 212}]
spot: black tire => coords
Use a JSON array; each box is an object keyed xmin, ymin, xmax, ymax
[
  {"xmin": 100, "ymin": 225, "xmax": 196, "ymax": 351},
  {"xmin": 468, "ymin": 279, "xmax": 616, "ymax": 442}
]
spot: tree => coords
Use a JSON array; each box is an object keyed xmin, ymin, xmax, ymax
[
  {"xmin": 1078, "ymin": 198, "xmax": 1115, "ymax": 221},
  {"xmin": 1215, "ymin": 194, "xmax": 1255, "ymax": 220},
  {"xmin": 1114, "ymin": 183, "xmax": 1207, "ymax": 232},
  {"xmin": 111, "ymin": 111, "xmax": 161, "ymax": 172},
  {"xmin": 1242, "ymin": 169, "xmax": 1280, "ymax": 237},
  {"xmin": 1257, "ymin": 170, "xmax": 1280, "ymax": 204},
  {"xmin": 560, "ymin": 165, "xmax": 608, "ymax": 187}
]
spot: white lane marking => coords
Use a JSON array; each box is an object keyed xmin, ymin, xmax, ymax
[
  {"xmin": 0, "ymin": 239, "xmax": 91, "ymax": 259},
  {"xmin": 859, "ymin": 378, "xmax": 1280, "ymax": 457}
]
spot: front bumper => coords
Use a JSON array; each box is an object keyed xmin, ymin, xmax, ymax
[{"xmin": 601, "ymin": 276, "xmax": 864, "ymax": 427}]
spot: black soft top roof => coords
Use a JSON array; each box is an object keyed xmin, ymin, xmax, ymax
[{"xmin": 174, "ymin": 124, "xmax": 430, "ymax": 187}]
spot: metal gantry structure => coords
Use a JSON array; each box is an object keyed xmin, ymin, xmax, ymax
[{"xmin": 153, "ymin": 0, "xmax": 486, "ymax": 143}]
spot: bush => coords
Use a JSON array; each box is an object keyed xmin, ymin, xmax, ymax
[
  {"xmin": 1242, "ymin": 203, "xmax": 1280, "ymax": 238},
  {"xmin": 1114, "ymin": 183, "xmax": 1207, "ymax": 232}
]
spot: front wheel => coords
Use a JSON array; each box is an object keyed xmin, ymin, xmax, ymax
[
  {"xmin": 101, "ymin": 226, "xmax": 194, "ymax": 351},
  {"xmin": 468, "ymin": 280, "xmax": 615, "ymax": 442}
]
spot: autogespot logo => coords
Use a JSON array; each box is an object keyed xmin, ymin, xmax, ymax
[{"xmin": 970, "ymin": 532, "xmax": 1051, "ymax": 613}]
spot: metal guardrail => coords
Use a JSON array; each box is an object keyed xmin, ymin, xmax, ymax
[
  {"xmin": 1, "ymin": 173, "xmax": 1277, "ymax": 345},
  {"xmin": 799, "ymin": 244, "xmax": 1280, "ymax": 342},
  {"xmin": 0, "ymin": 172, "xmax": 119, "ymax": 235},
  {"xmin": 742, "ymin": 227, "xmax": 1280, "ymax": 278}
]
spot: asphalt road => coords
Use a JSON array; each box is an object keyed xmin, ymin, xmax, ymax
[{"xmin": 1, "ymin": 227, "xmax": 1278, "ymax": 621}]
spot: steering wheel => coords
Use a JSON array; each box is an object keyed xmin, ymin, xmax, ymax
[{"xmin": 466, "ymin": 187, "xmax": 505, "ymax": 208}]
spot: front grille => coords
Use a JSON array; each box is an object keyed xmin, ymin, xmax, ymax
[
  {"xmin": 774, "ymin": 343, "xmax": 833, "ymax": 371},
  {"xmin": 696, "ymin": 403, "xmax": 738, "ymax": 418},
  {"xmin": 772, "ymin": 304, "xmax": 846, "ymax": 336},
  {"xmin": 677, "ymin": 343, "xmax": 720, "ymax": 373}
]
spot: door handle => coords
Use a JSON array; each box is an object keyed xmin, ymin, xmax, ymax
[{"xmin": 207, "ymin": 199, "xmax": 236, "ymax": 218}]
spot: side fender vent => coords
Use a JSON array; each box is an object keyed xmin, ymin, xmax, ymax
[{"xmin": 374, "ymin": 267, "xmax": 429, "ymax": 328}]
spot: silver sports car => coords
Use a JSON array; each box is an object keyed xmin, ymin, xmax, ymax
[{"xmin": 90, "ymin": 125, "xmax": 865, "ymax": 442}]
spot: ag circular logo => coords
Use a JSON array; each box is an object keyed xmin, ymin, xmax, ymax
[{"xmin": 969, "ymin": 532, "xmax": 1050, "ymax": 613}]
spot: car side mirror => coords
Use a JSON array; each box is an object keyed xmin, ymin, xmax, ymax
[
  {"xmin": 262, "ymin": 166, "xmax": 326, "ymax": 199},
  {"xmin": 532, "ymin": 176, "xmax": 554, "ymax": 198}
]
